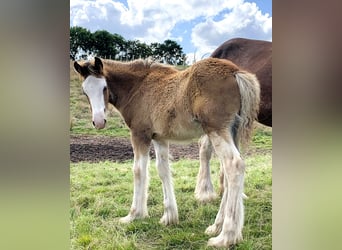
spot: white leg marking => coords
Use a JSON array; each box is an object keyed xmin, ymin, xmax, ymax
[
  {"xmin": 195, "ymin": 135, "xmax": 217, "ymax": 203},
  {"xmin": 206, "ymin": 132, "xmax": 245, "ymax": 248},
  {"xmin": 120, "ymin": 152, "xmax": 149, "ymax": 223},
  {"xmin": 205, "ymin": 175, "xmax": 228, "ymax": 236},
  {"xmin": 153, "ymin": 140, "xmax": 179, "ymax": 225}
]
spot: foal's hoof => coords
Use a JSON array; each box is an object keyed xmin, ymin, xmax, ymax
[
  {"xmin": 207, "ymin": 233, "xmax": 243, "ymax": 248},
  {"xmin": 119, "ymin": 214, "xmax": 135, "ymax": 224},
  {"xmin": 195, "ymin": 191, "xmax": 217, "ymax": 204},
  {"xmin": 207, "ymin": 235, "xmax": 229, "ymax": 248},
  {"xmin": 160, "ymin": 212, "xmax": 179, "ymax": 225},
  {"xmin": 205, "ymin": 224, "xmax": 221, "ymax": 236}
]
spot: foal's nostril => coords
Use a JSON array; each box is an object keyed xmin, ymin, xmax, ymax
[
  {"xmin": 92, "ymin": 121, "xmax": 95, "ymax": 127},
  {"xmin": 104, "ymin": 119, "xmax": 107, "ymax": 124}
]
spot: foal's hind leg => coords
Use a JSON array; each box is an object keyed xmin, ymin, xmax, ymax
[
  {"xmin": 205, "ymin": 169, "xmax": 228, "ymax": 236},
  {"xmin": 120, "ymin": 135, "xmax": 150, "ymax": 223},
  {"xmin": 195, "ymin": 135, "xmax": 217, "ymax": 203},
  {"xmin": 206, "ymin": 131, "xmax": 245, "ymax": 248},
  {"xmin": 153, "ymin": 140, "xmax": 179, "ymax": 225}
]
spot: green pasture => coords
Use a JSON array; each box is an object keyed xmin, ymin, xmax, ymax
[{"xmin": 71, "ymin": 155, "xmax": 271, "ymax": 249}]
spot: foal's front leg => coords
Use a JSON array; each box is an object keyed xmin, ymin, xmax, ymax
[
  {"xmin": 153, "ymin": 140, "xmax": 179, "ymax": 225},
  {"xmin": 120, "ymin": 135, "xmax": 150, "ymax": 223}
]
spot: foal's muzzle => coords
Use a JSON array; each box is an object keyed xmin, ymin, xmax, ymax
[{"xmin": 92, "ymin": 119, "xmax": 106, "ymax": 129}]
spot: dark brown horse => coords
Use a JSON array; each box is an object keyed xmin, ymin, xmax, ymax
[
  {"xmin": 195, "ymin": 38, "xmax": 272, "ymax": 203},
  {"xmin": 211, "ymin": 38, "xmax": 271, "ymax": 126},
  {"xmin": 74, "ymin": 57, "xmax": 260, "ymax": 247}
]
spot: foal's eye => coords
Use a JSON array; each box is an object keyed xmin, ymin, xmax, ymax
[{"xmin": 103, "ymin": 86, "xmax": 107, "ymax": 92}]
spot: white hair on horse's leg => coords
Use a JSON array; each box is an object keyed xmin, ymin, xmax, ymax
[
  {"xmin": 153, "ymin": 140, "xmax": 179, "ymax": 225},
  {"xmin": 120, "ymin": 152, "xmax": 149, "ymax": 223},
  {"xmin": 206, "ymin": 132, "xmax": 245, "ymax": 247}
]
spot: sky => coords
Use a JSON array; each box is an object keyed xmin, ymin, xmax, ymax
[{"xmin": 70, "ymin": 0, "xmax": 272, "ymax": 64}]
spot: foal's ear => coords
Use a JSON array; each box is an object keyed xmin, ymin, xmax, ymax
[
  {"xmin": 94, "ymin": 57, "xmax": 103, "ymax": 72},
  {"xmin": 88, "ymin": 57, "xmax": 103, "ymax": 75},
  {"xmin": 74, "ymin": 61, "xmax": 85, "ymax": 75}
]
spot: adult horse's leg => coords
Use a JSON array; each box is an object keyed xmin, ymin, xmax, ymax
[
  {"xmin": 206, "ymin": 131, "xmax": 245, "ymax": 248},
  {"xmin": 195, "ymin": 135, "xmax": 217, "ymax": 203},
  {"xmin": 153, "ymin": 140, "xmax": 179, "ymax": 225},
  {"xmin": 119, "ymin": 134, "xmax": 150, "ymax": 223}
]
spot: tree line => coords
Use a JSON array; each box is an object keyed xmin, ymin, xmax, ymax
[{"xmin": 70, "ymin": 26, "xmax": 187, "ymax": 65}]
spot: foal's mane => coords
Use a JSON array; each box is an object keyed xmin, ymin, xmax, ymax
[{"xmin": 102, "ymin": 58, "xmax": 178, "ymax": 74}]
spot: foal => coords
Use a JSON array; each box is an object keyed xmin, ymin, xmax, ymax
[{"xmin": 74, "ymin": 57, "xmax": 260, "ymax": 248}]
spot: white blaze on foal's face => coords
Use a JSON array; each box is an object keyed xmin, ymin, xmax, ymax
[{"xmin": 82, "ymin": 75, "xmax": 107, "ymax": 129}]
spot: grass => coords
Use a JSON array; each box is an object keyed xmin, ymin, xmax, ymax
[
  {"xmin": 251, "ymin": 128, "xmax": 272, "ymax": 150},
  {"xmin": 70, "ymin": 153, "xmax": 271, "ymax": 249},
  {"xmin": 70, "ymin": 61, "xmax": 272, "ymax": 249}
]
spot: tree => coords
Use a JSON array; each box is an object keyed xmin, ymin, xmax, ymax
[
  {"xmin": 150, "ymin": 40, "xmax": 185, "ymax": 65},
  {"xmin": 124, "ymin": 40, "xmax": 137, "ymax": 60},
  {"xmin": 135, "ymin": 41, "xmax": 152, "ymax": 59},
  {"xmin": 150, "ymin": 42, "xmax": 163, "ymax": 62},
  {"xmin": 112, "ymin": 33, "xmax": 126, "ymax": 60},
  {"xmin": 69, "ymin": 26, "xmax": 186, "ymax": 65},
  {"xmin": 92, "ymin": 30, "xmax": 117, "ymax": 59},
  {"xmin": 70, "ymin": 26, "xmax": 93, "ymax": 60},
  {"xmin": 160, "ymin": 39, "xmax": 185, "ymax": 65}
]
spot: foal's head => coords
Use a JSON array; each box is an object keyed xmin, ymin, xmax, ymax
[{"xmin": 74, "ymin": 57, "xmax": 108, "ymax": 129}]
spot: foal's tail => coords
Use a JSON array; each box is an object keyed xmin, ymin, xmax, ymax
[{"xmin": 233, "ymin": 71, "xmax": 260, "ymax": 147}]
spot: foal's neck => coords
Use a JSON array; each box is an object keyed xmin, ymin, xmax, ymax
[{"xmin": 104, "ymin": 61, "xmax": 149, "ymax": 110}]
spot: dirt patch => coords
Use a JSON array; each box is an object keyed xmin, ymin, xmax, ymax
[
  {"xmin": 70, "ymin": 135, "xmax": 200, "ymax": 162},
  {"xmin": 70, "ymin": 135, "xmax": 271, "ymax": 163}
]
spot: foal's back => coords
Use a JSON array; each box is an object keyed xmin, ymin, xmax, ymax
[{"xmin": 137, "ymin": 58, "xmax": 242, "ymax": 141}]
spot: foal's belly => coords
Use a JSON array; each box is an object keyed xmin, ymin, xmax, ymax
[{"xmin": 153, "ymin": 119, "xmax": 204, "ymax": 143}]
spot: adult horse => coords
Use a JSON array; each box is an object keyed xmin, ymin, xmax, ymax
[
  {"xmin": 212, "ymin": 38, "xmax": 272, "ymax": 126},
  {"xmin": 195, "ymin": 38, "xmax": 272, "ymax": 203},
  {"xmin": 74, "ymin": 57, "xmax": 260, "ymax": 248}
]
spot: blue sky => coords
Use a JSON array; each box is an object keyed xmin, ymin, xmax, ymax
[{"xmin": 70, "ymin": 0, "xmax": 272, "ymax": 63}]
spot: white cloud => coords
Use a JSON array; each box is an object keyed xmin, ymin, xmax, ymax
[
  {"xmin": 118, "ymin": 0, "xmax": 242, "ymax": 43},
  {"xmin": 70, "ymin": 0, "xmax": 128, "ymax": 34},
  {"xmin": 191, "ymin": 2, "xmax": 272, "ymax": 59},
  {"xmin": 70, "ymin": 0, "xmax": 243, "ymax": 39},
  {"xmin": 70, "ymin": 0, "xmax": 272, "ymax": 63}
]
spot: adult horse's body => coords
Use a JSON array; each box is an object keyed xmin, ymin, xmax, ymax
[
  {"xmin": 211, "ymin": 38, "xmax": 272, "ymax": 126},
  {"xmin": 195, "ymin": 38, "xmax": 272, "ymax": 203},
  {"xmin": 74, "ymin": 57, "xmax": 260, "ymax": 248}
]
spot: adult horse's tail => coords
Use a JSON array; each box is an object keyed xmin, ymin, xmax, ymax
[{"xmin": 234, "ymin": 71, "xmax": 260, "ymax": 147}]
